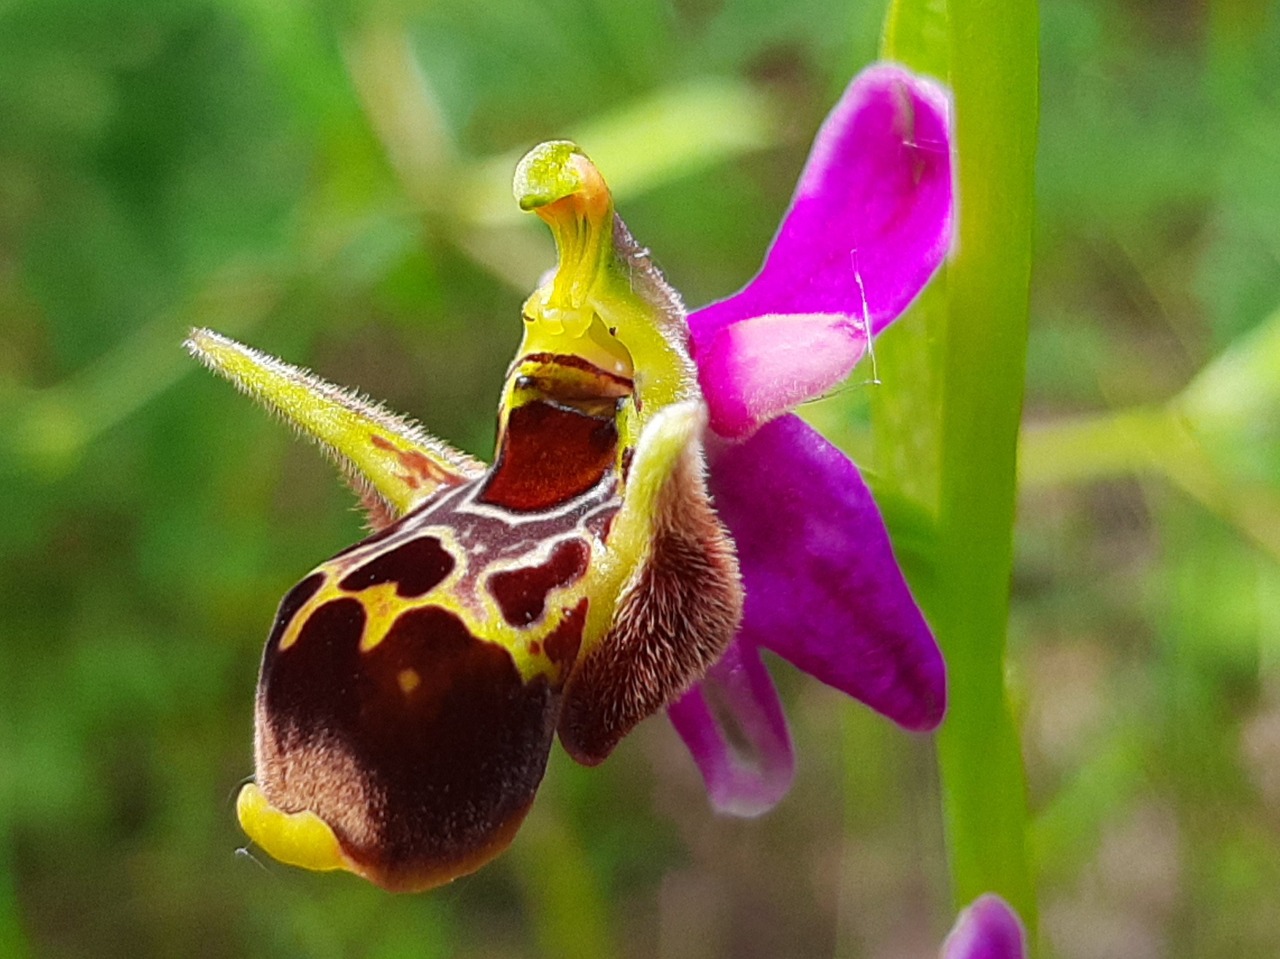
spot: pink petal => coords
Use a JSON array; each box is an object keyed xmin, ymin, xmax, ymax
[
  {"xmin": 667, "ymin": 640, "xmax": 795, "ymax": 817},
  {"xmin": 707, "ymin": 414, "xmax": 945, "ymax": 731},
  {"xmin": 690, "ymin": 63, "xmax": 953, "ymax": 353},
  {"xmin": 941, "ymin": 896, "xmax": 1028, "ymax": 959},
  {"xmin": 697, "ymin": 312, "xmax": 867, "ymax": 438}
]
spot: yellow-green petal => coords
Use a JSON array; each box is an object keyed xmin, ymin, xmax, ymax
[{"xmin": 185, "ymin": 328, "xmax": 484, "ymax": 525}]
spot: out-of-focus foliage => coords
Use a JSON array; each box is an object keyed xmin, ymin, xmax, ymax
[{"xmin": 0, "ymin": 0, "xmax": 1277, "ymax": 956}]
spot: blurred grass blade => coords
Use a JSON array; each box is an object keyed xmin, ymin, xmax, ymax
[
  {"xmin": 344, "ymin": 19, "xmax": 457, "ymax": 209},
  {"xmin": 1178, "ymin": 304, "xmax": 1280, "ymax": 433},
  {"xmin": 2, "ymin": 269, "xmax": 280, "ymax": 478},
  {"xmin": 1022, "ymin": 304, "xmax": 1280, "ymax": 563}
]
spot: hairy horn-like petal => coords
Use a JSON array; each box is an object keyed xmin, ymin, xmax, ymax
[
  {"xmin": 185, "ymin": 329, "xmax": 484, "ymax": 527},
  {"xmin": 689, "ymin": 63, "xmax": 953, "ymax": 359},
  {"xmin": 941, "ymin": 896, "xmax": 1028, "ymax": 959},
  {"xmin": 667, "ymin": 640, "xmax": 794, "ymax": 817},
  {"xmin": 706, "ymin": 414, "xmax": 945, "ymax": 731}
]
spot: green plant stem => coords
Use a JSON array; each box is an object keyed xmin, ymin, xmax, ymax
[
  {"xmin": 933, "ymin": 0, "xmax": 1039, "ymax": 933},
  {"xmin": 879, "ymin": 0, "xmax": 1040, "ymax": 934},
  {"xmin": 0, "ymin": 852, "xmax": 26, "ymax": 959}
]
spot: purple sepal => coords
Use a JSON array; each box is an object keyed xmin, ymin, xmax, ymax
[
  {"xmin": 941, "ymin": 895, "xmax": 1028, "ymax": 959},
  {"xmin": 706, "ymin": 414, "xmax": 945, "ymax": 731},
  {"xmin": 667, "ymin": 640, "xmax": 795, "ymax": 818},
  {"xmin": 689, "ymin": 63, "xmax": 953, "ymax": 358}
]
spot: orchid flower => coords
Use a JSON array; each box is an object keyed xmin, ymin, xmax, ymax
[
  {"xmin": 668, "ymin": 63, "xmax": 953, "ymax": 814},
  {"xmin": 186, "ymin": 62, "xmax": 949, "ymax": 891},
  {"xmin": 942, "ymin": 896, "xmax": 1028, "ymax": 959}
]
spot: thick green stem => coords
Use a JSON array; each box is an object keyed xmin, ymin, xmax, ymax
[
  {"xmin": 878, "ymin": 0, "xmax": 1040, "ymax": 934},
  {"xmin": 933, "ymin": 0, "xmax": 1039, "ymax": 931}
]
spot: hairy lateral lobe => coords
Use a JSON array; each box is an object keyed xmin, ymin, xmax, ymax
[{"xmin": 559, "ymin": 402, "xmax": 743, "ymax": 765}]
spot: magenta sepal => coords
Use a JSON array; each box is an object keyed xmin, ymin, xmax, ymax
[
  {"xmin": 668, "ymin": 63, "xmax": 953, "ymax": 817},
  {"xmin": 941, "ymin": 895, "xmax": 1028, "ymax": 959},
  {"xmin": 666, "ymin": 415, "xmax": 945, "ymax": 816},
  {"xmin": 690, "ymin": 63, "xmax": 953, "ymax": 439},
  {"xmin": 708, "ymin": 414, "xmax": 945, "ymax": 730},
  {"xmin": 667, "ymin": 640, "xmax": 795, "ymax": 817}
]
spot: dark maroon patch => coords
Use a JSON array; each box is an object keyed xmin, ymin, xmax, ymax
[
  {"xmin": 489, "ymin": 539, "xmax": 590, "ymax": 626},
  {"xmin": 339, "ymin": 536, "xmax": 455, "ymax": 598},
  {"xmin": 479, "ymin": 401, "xmax": 618, "ymax": 512},
  {"xmin": 258, "ymin": 601, "xmax": 556, "ymax": 887},
  {"xmin": 264, "ymin": 572, "xmax": 326, "ymax": 653},
  {"xmin": 543, "ymin": 598, "xmax": 588, "ymax": 674},
  {"xmin": 264, "ymin": 596, "xmax": 366, "ymax": 682}
]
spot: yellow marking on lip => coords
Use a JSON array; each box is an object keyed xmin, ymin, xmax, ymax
[
  {"xmin": 236, "ymin": 783, "xmax": 349, "ymax": 874},
  {"xmin": 357, "ymin": 583, "xmax": 406, "ymax": 652},
  {"xmin": 277, "ymin": 575, "xmax": 350, "ymax": 652}
]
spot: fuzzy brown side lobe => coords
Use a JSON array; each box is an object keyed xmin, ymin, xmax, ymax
[{"xmin": 557, "ymin": 441, "xmax": 743, "ymax": 766}]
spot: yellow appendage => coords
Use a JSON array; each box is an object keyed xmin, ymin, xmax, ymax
[{"xmin": 236, "ymin": 783, "xmax": 349, "ymax": 874}]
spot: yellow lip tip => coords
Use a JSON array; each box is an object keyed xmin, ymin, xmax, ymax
[{"xmin": 235, "ymin": 783, "xmax": 349, "ymax": 874}]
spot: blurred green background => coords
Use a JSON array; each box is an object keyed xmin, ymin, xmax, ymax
[{"xmin": 2, "ymin": 0, "xmax": 1279, "ymax": 956}]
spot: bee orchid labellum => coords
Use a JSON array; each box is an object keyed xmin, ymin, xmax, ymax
[{"xmin": 189, "ymin": 141, "xmax": 742, "ymax": 891}]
